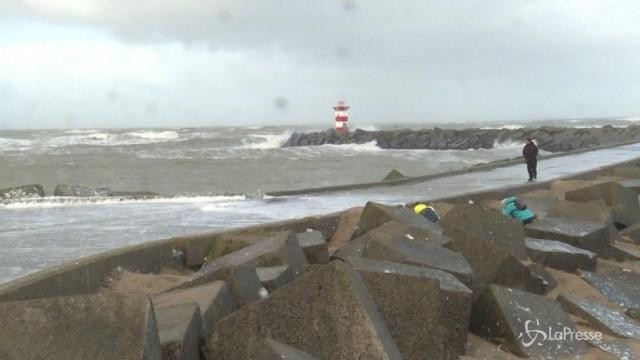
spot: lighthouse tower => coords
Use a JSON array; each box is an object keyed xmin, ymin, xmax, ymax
[{"xmin": 333, "ymin": 101, "xmax": 350, "ymax": 133}]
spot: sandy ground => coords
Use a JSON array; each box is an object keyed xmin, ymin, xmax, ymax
[{"xmin": 100, "ymin": 270, "xmax": 190, "ymax": 295}]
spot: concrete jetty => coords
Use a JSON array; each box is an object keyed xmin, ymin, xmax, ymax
[{"xmin": 3, "ymin": 151, "xmax": 640, "ymax": 358}]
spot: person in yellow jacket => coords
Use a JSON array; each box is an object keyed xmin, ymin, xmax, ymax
[{"xmin": 413, "ymin": 203, "xmax": 439, "ymax": 223}]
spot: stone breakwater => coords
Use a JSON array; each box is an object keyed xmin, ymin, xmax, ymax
[
  {"xmin": 283, "ymin": 125, "xmax": 640, "ymax": 152},
  {"xmin": 4, "ymin": 162, "xmax": 640, "ymax": 358}
]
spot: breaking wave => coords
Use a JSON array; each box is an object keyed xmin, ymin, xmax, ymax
[
  {"xmin": 0, "ymin": 195, "xmax": 247, "ymax": 209},
  {"xmin": 242, "ymin": 131, "xmax": 292, "ymax": 149}
]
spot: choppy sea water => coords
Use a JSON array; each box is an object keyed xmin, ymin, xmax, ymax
[{"xmin": 1, "ymin": 118, "xmax": 639, "ymax": 284}]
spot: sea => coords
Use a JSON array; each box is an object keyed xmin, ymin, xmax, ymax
[{"xmin": 1, "ymin": 117, "xmax": 639, "ymax": 284}]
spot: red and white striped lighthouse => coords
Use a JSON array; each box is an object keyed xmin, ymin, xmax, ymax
[{"xmin": 333, "ymin": 100, "xmax": 350, "ymax": 133}]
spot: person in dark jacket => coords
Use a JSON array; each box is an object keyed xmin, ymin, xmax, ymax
[{"xmin": 522, "ymin": 137, "xmax": 539, "ymax": 181}]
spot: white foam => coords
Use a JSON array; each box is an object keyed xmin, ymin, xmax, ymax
[
  {"xmin": 492, "ymin": 138, "xmax": 524, "ymax": 150},
  {"xmin": 125, "ymin": 130, "xmax": 179, "ymax": 140},
  {"xmin": 1, "ymin": 195, "xmax": 247, "ymax": 209},
  {"xmin": 353, "ymin": 125, "xmax": 379, "ymax": 131},
  {"xmin": 0, "ymin": 137, "xmax": 33, "ymax": 151},
  {"xmin": 242, "ymin": 131, "xmax": 292, "ymax": 149},
  {"xmin": 480, "ymin": 124, "xmax": 525, "ymax": 130},
  {"xmin": 316, "ymin": 141, "xmax": 381, "ymax": 152},
  {"xmin": 64, "ymin": 129, "xmax": 100, "ymax": 134}
]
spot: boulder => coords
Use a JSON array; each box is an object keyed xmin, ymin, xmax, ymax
[
  {"xmin": 152, "ymin": 281, "xmax": 235, "ymax": 335},
  {"xmin": 565, "ymin": 181, "xmax": 640, "ymax": 228},
  {"xmin": 352, "ymin": 201, "xmax": 443, "ymax": 239},
  {"xmin": 471, "ymin": 285, "xmax": 587, "ymax": 358},
  {"xmin": 558, "ymin": 293, "xmax": 640, "ymax": 339},
  {"xmin": 579, "ymin": 270, "xmax": 640, "ymax": 311},
  {"xmin": 525, "ymin": 238, "xmax": 598, "ymax": 272},
  {"xmin": 247, "ymin": 338, "xmax": 320, "ymax": 360},
  {"xmin": 341, "ymin": 221, "xmax": 473, "ymax": 287},
  {"xmin": 256, "ymin": 265, "xmax": 294, "ymax": 292},
  {"xmin": 155, "ymin": 303, "xmax": 203, "ymax": 360},
  {"xmin": 524, "ymin": 217, "xmax": 613, "ymax": 257},
  {"xmin": 0, "ymin": 292, "xmax": 162, "ymax": 359},
  {"xmin": 0, "ymin": 184, "xmax": 45, "ymax": 199},
  {"xmin": 294, "ymin": 230, "xmax": 330, "ymax": 264},
  {"xmin": 440, "ymin": 204, "xmax": 527, "ymax": 260},
  {"xmin": 347, "ymin": 257, "xmax": 472, "ymax": 358},
  {"xmin": 180, "ymin": 231, "xmax": 307, "ymax": 290},
  {"xmin": 205, "ymin": 262, "xmax": 403, "ymax": 360}
]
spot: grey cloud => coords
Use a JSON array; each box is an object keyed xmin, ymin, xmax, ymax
[{"xmin": 2, "ymin": 1, "xmax": 640, "ymax": 128}]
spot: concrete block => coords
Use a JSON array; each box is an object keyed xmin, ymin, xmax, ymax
[
  {"xmin": 546, "ymin": 199, "xmax": 615, "ymax": 225},
  {"xmin": 256, "ymin": 265, "xmax": 294, "ymax": 292},
  {"xmin": 609, "ymin": 166, "xmax": 640, "ymax": 178},
  {"xmin": 294, "ymin": 230, "xmax": 330, "ymax": 264},
  {"xmin": 248, "ymin": 338, "xmax": 320, "ymax": 359},
  {"xmin": 611, "ymin": 242, "xmax": 640, "ymax": 261},
  {"xmin": 471, "ymin": 285, "xmax": 587, "ymax": 358},
  {"xmin": 372, "ymin": 220, "xmax": 451, "ymax": 246},
  {"xmin": 441, "ymin": 228, "xmax": 538, "ymax": 295},
  {"xmin": 0, "ymin": 292, "xmax": 162, "ymax": 359},
  {"xmin": 327, "ymin": 207, "xmax": 362, "ymax": 254},
  {"xmin": 205, "ymin": 262, "xmax": 403, "ymax": 360},
  {"xmin": 490, "ymin": 255, "xmax": 554, "ymax": 295},
  {"xmin": 565, "ymin": 181, "xmax": 640, "ymax": 228},
  {"xmin": 381, "ymin": 169, "xmax": 408, "ymax": 181},
  {"xmin": 525, "ymin": 217, "xmax": 613, "ymax": 257},
  {"xmin": 558, "ymin": 293, "xmax": 640, "ymax": 339},
  {"xmin": 526, "ymin": 263, "xmax": 558, "ymax": 295},
  {"xmin": 440, "ymin": 204, "xmax": 527, "ymax": 260},
  {"xmin": 152, "ymin": 281, "xmax": 235, "ymax": 335},
  {"xmin": 156, "ymin": 303, "xmax": 203, "ymax": 360},
  {"xmin": 591, "ymin": 263, "xmax": 640, "ymax": 297},
  {"xmin": 179, "ymin": 232, "xmax": 307, "ymax": 289},
  {"xmin": 579, "ymin": 270, "xmax": 640, "ymax": 311},
  {"xmin": 352, "ymin": 201, "xmax": 443, "ymax": 239},
  {"xmin": 546, "ymin": 199, "xmax": 621, "ymax": 242},
  {"xmin": 525, "ymin": 238, "xmax": 598, "ymax": 272},
  {"xmin": 587, "ymin": 337, "xmax": 639, "ymax": 360},
  {"xmin": 210, "ymin": 265, "xmax": 265, "ymax": 307},
  {"xmin": 346, "ymin": 221, "xmax": 473, "ymax": 286},
  {"xmin": 621, "ymin": 223, "xmax": 640, "ymax": 244},
  {"xmin": 620, "ymin": 178, "xmax": 640, "ymax": 194},
  {"xmin": 347, "ymin": 257, "xmax": 472, "ymax": 358}
]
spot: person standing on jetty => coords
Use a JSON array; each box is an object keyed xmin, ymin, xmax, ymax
[{"xmin": 523, "ymin": 137, "xmax": 539, "ymax": 181}]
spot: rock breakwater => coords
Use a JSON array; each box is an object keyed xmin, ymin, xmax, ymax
[{"xmin": 283, "ymin": 125, "xmax": 640, "ymax": 152}]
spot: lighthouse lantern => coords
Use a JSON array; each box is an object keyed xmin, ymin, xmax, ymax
[{"xmin": 333, "ymin": 101, "xmax": 350, "ymax": 133}]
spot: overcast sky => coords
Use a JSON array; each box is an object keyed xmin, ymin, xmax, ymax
[{"xmin": 1, "ymin": 1, "xmax": 639, "ymax": 129}]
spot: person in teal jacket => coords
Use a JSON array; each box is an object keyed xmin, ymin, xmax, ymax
[{"xmin": 501, "ymin": 196, "xmax": 536, "ymax": 224}]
